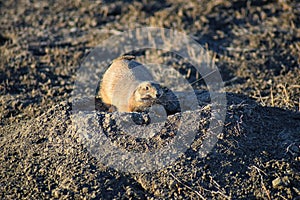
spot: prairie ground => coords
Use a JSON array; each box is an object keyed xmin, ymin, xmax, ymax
[{"xmin": 1, "ymin": 0, "xmax": 300, "ymax": 199}]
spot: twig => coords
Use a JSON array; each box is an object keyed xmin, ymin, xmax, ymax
[
  {"xmin": 190, "ymin": 69, "xmax": 218, "ymax": 86},
  {"xmin": 249, "ymin": 165, "xmax": 271, "ymax": 200},
  {"xmin": 286, "ymin": 142, "xmax": 296, "ymax": 156},
  {"xmin": 170, "ymin": 173, "xmax": 230, "ymax": 200},
  {"xmin": 279, "ymin": 194, "xmax": 289, "ymax": 200},
  {"xmin": 170, "ymin": 173, "xmax": 206, "ymax": 200},
  {"xmin": 270, "ymin": 86, "xmax": 274, "ymax": 107},
  {"xmin": 209, "ymin": 177, "xmax": 231, "ymax": 199}
]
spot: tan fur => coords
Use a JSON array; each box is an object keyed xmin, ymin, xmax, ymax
[{"xmin": 100, "ymin": 55, "xmax": 163, "ymax": 112}]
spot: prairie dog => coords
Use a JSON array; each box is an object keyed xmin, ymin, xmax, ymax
[{"xmin": 100, "ymin": 55, "xmax": 163, "ymax": 112}]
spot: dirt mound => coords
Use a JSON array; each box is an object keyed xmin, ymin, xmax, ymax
[{"xmin": 1, "ymin": 93, "xmax": 299, "ymax": 199}]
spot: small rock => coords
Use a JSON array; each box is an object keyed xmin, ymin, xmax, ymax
[
  {"xmin": 82, "ymin": 187, "xmax": 89, "ymax": 193},
  {"xmin": 52, "ymin": 189, "xmax": 60, "ymax": 198},
  {"xmin": 272, "ymin": 177, "xmax": 281, "ymax": 188}
]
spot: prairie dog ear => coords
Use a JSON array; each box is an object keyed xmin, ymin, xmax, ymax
[{"xmin": 133, "ymin": 85, "xmax": 142, "ymax": 99}]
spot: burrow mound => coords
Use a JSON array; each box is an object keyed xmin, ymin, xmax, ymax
[{"xmin": 1, "ymin": 92, "xmax": 299, "ymax": 199}]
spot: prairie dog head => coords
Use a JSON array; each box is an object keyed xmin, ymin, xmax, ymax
[{"xmin": 134, "ymin": 82, "xmax": 163, "ymax": 103}]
